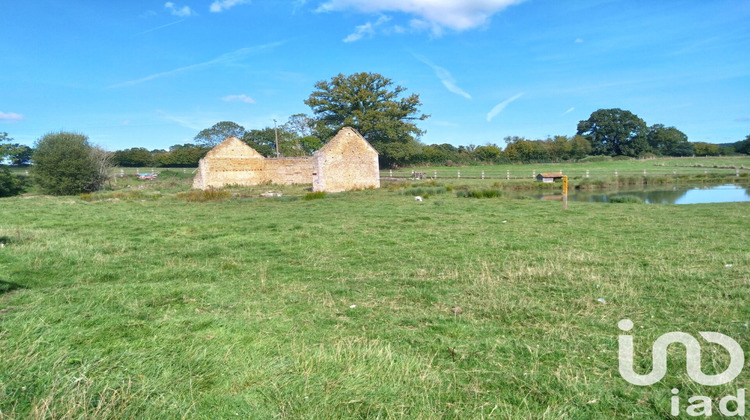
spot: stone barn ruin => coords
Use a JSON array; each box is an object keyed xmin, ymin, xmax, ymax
[{"xmin": 192, "ymin": 126, "xmax": 380, "ymax": 193}]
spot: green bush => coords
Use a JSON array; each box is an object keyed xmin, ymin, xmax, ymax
[
  {"xmin": 303, "ymin": 191, "xmax": 326, "ymax": 200},
  {"xmin": 608, "ymin": 195, "xmax": 644, "ymax": 204},
  {"xmin": 0, "ymin": 167, "xmax": 24, "ymax": 197},
  {"xmin": 458, "ymin": 189, "xmax": 504, "ymax": 199},
  {"xmin": 32, "ymin": 132, "xmax": 111, "ymax": 195}
]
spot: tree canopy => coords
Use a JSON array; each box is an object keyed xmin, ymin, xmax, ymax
[
  {"xmin": 577, "ymin": 108, "xmax": 649, "ymax": 157},
  {"xmin": 0, "ymin": 132, "xmax": 25, "ymax": 197},
  {"xmin": 734, "ymin": 134, "xmax": 750, "ymax": 155},
  {"xmin": 647, "ymin": 124, "xmax": 693, "ymax": 156},
  {"xmin": 194, "ymin": 121, "xmax": 246, "ymax": 147},
  {"xmin": 1, "ymin": 132, "xmax": 33, "ymax": 166},
  {"xmin": 304, "ymin": 72, "xmax": 429, "ymax": 167}
]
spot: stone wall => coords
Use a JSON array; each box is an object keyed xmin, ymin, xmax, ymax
[
  {"xmin": 192, "ymin": 137, "xmax": 266, "ymax": 189},
  {"xmin": 265, "ymin": 157, "xmax": 314, "ymax": 185},
  {"xmin": 312, "ymin": 127, "xmax": 380, "ymax": 193},
  {"xmin": 193, "ymin": 127, "xmax": 380, "ymax": 192}
]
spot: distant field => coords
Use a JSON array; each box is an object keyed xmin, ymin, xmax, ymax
[
  {"xmin": 390, "ymin": 156, "xmax": 750, "ymax": 180},
  {"xmin": 1, "ymin": 175, "xmax": 749, "ymax": 418}
]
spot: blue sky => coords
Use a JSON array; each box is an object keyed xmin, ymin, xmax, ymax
[{"xmin": 1, "ymin": 0, "xmax": 749, "ymax": 151}]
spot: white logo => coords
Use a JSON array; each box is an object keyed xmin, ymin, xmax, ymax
[{"xmin": 618, "ymin": 319, "xmax": 744, "ymax": 386}]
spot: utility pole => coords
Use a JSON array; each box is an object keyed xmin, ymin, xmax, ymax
[{"xmin": 273, "ymin": 119, "xmax": 280, "ymax": 157}]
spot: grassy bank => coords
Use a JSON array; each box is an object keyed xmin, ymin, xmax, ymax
[{"xmin": 1, "ymin": 183, "xmax": 749, "ymax": 418}]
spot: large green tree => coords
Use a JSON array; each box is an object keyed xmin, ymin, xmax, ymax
[
  {"xmin": 647, "ymin": 124, "xmax": 693, "ymax": 156},
  {"xmin": 304, "ymin": 72, "xmax": 429, "ymax": 167},
  {"xmin": 577, "ymin": 109, "xmax": 649, "ymax": 157},
  {"xmin": 194, "ymin": 121, "xmax": 246, "ymax": 147},
  {"xmin": 32, "ymin": 132, "xmax": 112, "ymax": 195}
]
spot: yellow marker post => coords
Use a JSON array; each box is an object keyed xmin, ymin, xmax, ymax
[{"xmin": 562, "ymin": 176, "xmax": 568, "ymax": 210}]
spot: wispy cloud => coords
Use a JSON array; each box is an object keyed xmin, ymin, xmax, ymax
[
  {"xmin": 156, "ymin": 110, "xmax": 206, "ymax": 131},
  {"xmin": 222, "ymin": 94, "xmax": 256, "ymax": 104},
  {"xmin": 561, "ymin": 107, "xmax": 575, "ymax": 116},
  {"xmin": 109, "ymin": 41, "xmax": 284, "ymax": 88},
  {"xmin": 486, "ymin": 93, "xmax": 524, "ymax": 122},
  {"xmin": 210, "ymin": 0, "xmax": 251, "ymax": 13},
  {"xmin": 415, "ymin": 55, "xmax": 471, "ymax": 99},
  {"xmin": 165, "ymin": 2, "xmax": 196, "ymax": 17},
  {"xmin": 343, "ymin": 15, "xmax": 390, "ymax": 42},
  {"xmin": 0, "ymin": 111, "xmax": 24, "ymax": 122},
  {"xmin": 318, "ymin": 0, "xmax": 525, "ymax": 33},
  {"xmin": 136, "ymin": 19, "xmax": 185, "ymax": 36}
]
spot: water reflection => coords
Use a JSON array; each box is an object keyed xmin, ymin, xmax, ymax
[{"xmin": 525, "ymin": 184, "xmax": 750, "ymax": 205}]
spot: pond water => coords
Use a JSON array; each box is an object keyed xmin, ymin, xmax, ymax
[{"xmin": 520, "ymin": 184, "xmax": 750, "ymax": 205}]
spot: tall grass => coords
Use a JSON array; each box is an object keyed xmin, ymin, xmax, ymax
[{"xmin": 0, "ymin": 183, "xmax": 748, "ymax": 418}]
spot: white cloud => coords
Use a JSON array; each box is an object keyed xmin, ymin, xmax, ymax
[
  {"xmin": 343, "ymin": 15, "xmax": 390, "ymax": 42},
  {"xmin": 415, "ymin": 55, "xmax": 471, "ymax": 99},
  {"xmin": 0, "ymin": 111, "xmax": 24, "ymax": 122},
  {"xmin": 561, "ymin": 107, "xmax": 575, "ymax": 116},
  {"xmin": 575, "ymin": 38, "xmax": 584, "ymax": 43},
  {"xmin": 164, "ymin": 2, "xmax": 196, "ymax": 17},
  {"xmin": 486, "ymin": 93, "xmax": 524, "ymax": 122},
  {"xmin": 222, "ymin": 94, "xmax": 256, "ymax": 104},
  {"xmin": 122, "ymin": 120, "xmax": 131, "ymax": 126},
  {"xmin": 318, "ymin": 0, "xmax": 525, "ymax": 32},
  {"xmin": 210, "ymin": 0, "xmax": 251, "ymax": 13}
]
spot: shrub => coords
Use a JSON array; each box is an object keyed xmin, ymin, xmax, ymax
[
  {"xmin": 458, "ymin": 189, "xmax": 503, "ymax": 198},
  {"xmin": 303, "ymin": 191, "xmax": 326, "ymax": 200},
  {"xmin": 608, "ymin": 195, "xmax": 644, "ymax": 204},
  {"xmin": 32, "ymin": 132, "xmax": 112, "ymax": 195},
  {"xmin": 0, "ymin": 167, "xmax": 24, "ymax": 197}
]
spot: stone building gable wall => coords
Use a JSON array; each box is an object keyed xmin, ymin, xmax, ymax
[{"xmin": 312, "ymin": 127, "xmax": 379, "ymax": 193}]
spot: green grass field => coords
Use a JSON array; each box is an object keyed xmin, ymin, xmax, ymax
[
  {"xmin": 393, "ymin": 156, "xmax": 750, "ymax": 180},
  {"xmin": 1, "ymin": 162, "xmax": 749, "ymax": 418}
]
